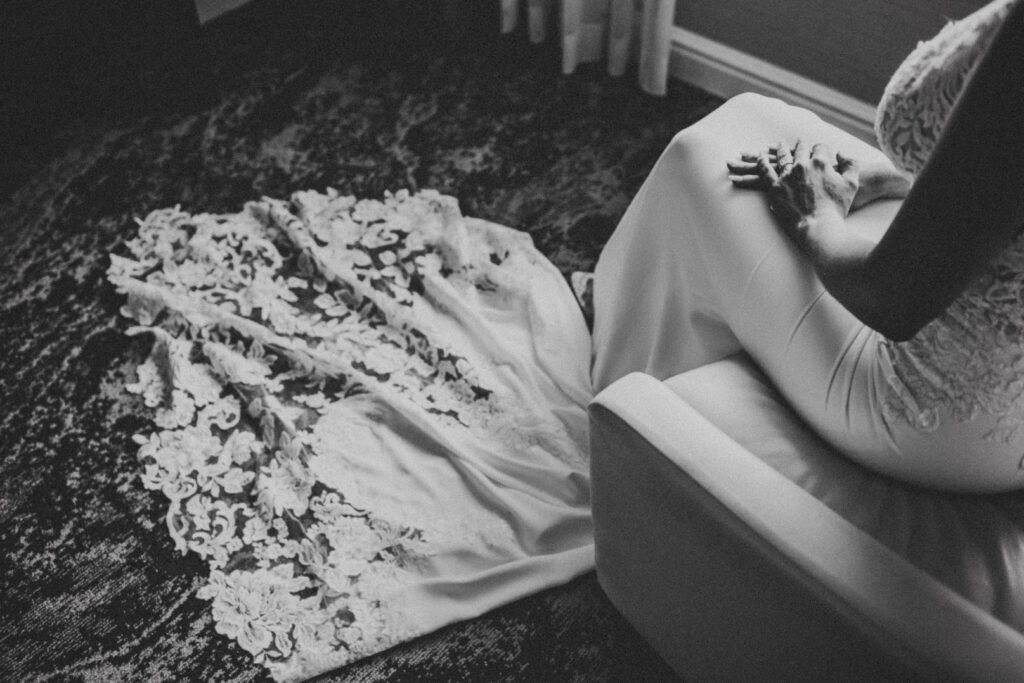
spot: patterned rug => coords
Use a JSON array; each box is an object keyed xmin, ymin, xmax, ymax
[{"xmin": 0, "ymin": 2, "xmax": 722, "ymax": 680}]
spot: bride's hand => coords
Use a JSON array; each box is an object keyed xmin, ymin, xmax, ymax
[
  {"xmin": 727, "ymin": 140, "xmax": 860, "ymax": 234},
  {"xmin": 847, "ymin": 157, "xmax": 913, "ymax": 208},
  {"xmin": 728, "ymin": 143, "xmax": 911, "ymax": 210}
]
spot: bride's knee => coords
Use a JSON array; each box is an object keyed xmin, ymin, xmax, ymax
[
  {"xmin": 722, "ymin": 92, "xmax": 787, "ymax": 115},
  {"xmin": 665, "ymin": 123, "xmax": 716, "ymax": 162},
  {"xmin": 667, "ymin": 93, "xmax": 792, "ymax": 155},
  {"xmin": 668, "ymin": 93, "xmax": 772, "ymax": 144}
]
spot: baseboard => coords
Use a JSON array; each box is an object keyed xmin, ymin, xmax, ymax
[
  {"xmin": 669, "ymin": 26, "xmax": 878, "ymax": 145},
  {"xmin": 194, "ymin": 0, "xmax": 253, "ymax": 24}
]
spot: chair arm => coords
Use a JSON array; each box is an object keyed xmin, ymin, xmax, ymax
[{"xmin": 589, "ymin": 372, "xmax": 1024, "ymax": 682}]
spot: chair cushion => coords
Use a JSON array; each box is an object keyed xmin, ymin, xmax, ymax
[{"xmin": 664, "ymin": 353, "xmax": 1024, "ymax": 636}]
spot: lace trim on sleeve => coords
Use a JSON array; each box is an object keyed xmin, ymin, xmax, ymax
[{"xmin": 874, "ymin": 0, "xmax": 1015, "ymax": 176}]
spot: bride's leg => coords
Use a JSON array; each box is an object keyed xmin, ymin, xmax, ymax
[{"xmin": 592, "ymin": 92, "xmax": 900, "ymax": 456}]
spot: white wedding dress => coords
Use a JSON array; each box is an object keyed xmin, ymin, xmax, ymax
[
  {"xmin": 109, "ymin": 189, "xmax": 594, "ymax": 681},
  {"xmin": 592, "ymin": 0, "xmax": 1024, "ymax": 492},
  {"xmin": 111, "ymin": 1, "xmax": 1024, "ymax": 678}
]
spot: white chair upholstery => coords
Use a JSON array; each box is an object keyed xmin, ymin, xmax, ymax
[{"xmin": 589, "ymin": 353, "xmax": 1024, "ymax": 682}]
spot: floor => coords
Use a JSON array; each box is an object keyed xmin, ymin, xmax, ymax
[{"xmin": 0, "ymin": 2, "xmax": 723, "ymax": 680}]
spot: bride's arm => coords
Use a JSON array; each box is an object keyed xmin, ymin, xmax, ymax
[{"xmin": 735, "ymin": 0, "xmax": 1024, "ymax": 342}]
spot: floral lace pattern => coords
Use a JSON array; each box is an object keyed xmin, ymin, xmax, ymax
[
  {"xmin": 108, "ymin": 190, "xmax": 591, "ymax": 681},
  {"xmin": 874, "ymin": 0, "xmax": 1015, "ymax": 177},
  {"xmin": 880, "ymin": 235, "xmax": 1024, "ymax": 442},
  {"xmin": 874, "ymin": 0, "xmax": 1024, "ymax": 440}
]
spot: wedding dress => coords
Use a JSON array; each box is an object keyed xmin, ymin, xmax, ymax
[
  {"xmin": 592, "ymin": 0, "xmax": 1024, "ymax": 492},
  {"xmin": 109, "ymin": 190, "xmax": 594, "ymax": 681},
  {"xmin": 111, "ymin": 0, "xmax": 1024, "ymax": 677}
]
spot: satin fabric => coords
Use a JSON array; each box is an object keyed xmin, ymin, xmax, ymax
[
  {"xmin": 310, "ymin": 219, "xmax": 596, "ymax": 639},
  {"xmin": 591, "ymin": 93, "xmax": 1024, "ymax": 492}
]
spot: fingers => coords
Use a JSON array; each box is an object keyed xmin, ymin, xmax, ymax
[
  {"xmin": 776, "ymin": 144, "xmax": 794, "ymax": 169},
  {"xmin": 731, "ymin": 142, "xmax": 790, "ymax": 176},
  {"xmin": 727, "ymin": 153, "xmax": 762, "ymax": 186},
  {"xmin": 836, "ymin": 152, "xmax": 860, "ymax": 182},
  {"xmin": 737, "ymin": 142, "xmax": 840, "ymax": 171},
  {"xmin": 810, "ymin": 143, "xmax": 833, "ymax": 169},
  {"xmin": 756, "ymin": 150, "xmax": 780, "ymax": 186},
  {"xmin": 793, "ymin": 139, "xmax": 810, "ymax": 166},
  {"xmin": 726, "ymin": 159, "xmax": 759, "ymax": 174},
  {"xmin": 740, "ymin": 146, "xmax": 787, "ymax": 164},
  {"xmin": 737, "ymin": 152, "xmax": 777, "ymax": 166},
  {"xmin": 728, "ymin": 148, "xmax": 779, "ymax": 189},
  {"xmin": 730, "ymin": 142, "xmax": 862, "ymax": 221},
  {"xmin": 731, "ymin": 141, "xmax": 842, "ymax": 188},
  {"xmin": 729, "ymin": 174, "xmax": 765, "ymax": 189}
]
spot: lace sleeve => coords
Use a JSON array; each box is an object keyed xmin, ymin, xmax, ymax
[{"xmin": 874, "ymin": 0, "xmax": 1016, "ymax": 176}]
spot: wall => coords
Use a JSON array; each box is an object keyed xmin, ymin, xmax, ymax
[
  {"xmin": 674, "ymin": 0, "xmax": 990, "ymax": 104},
  {"xmin": 194, "ymin": 1, "xmax": 990, "ymax": 101},
  {"xmin": 2, "ymin": 0, "xmax": 206, "ymax": 195}
]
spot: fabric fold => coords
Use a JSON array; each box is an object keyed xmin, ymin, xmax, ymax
[{"xmin": 109, "ymin": 189, "xmax": 595, "ymax": 681}]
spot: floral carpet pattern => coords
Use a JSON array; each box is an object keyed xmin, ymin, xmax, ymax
[{"xmin": 1, "ymin": 2, "xmax": 721, "ymax": 680}]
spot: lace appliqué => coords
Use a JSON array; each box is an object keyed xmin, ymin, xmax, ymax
[
  {"xmin": 874, "ymin": 0, "xmax": 1024, "ymax": 441},
  {"xmin": 874, "ymin": 0, "xmax": 1014, "ymax": 177},
  {"xmin": 108, "ymin": 189, "xmax": 586, "ymax": 681},
  {"xmin": 881, "ymin": 232, "xmax": 1024, "ymax": 442}
]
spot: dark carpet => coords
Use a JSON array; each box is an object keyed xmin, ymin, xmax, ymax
[{"xmin": 0, "ymin": 2, "xmax": 723, "ymax": 680}]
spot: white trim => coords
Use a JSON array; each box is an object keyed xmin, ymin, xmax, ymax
[
  {"xmin": 194, "ymin": 0, "xmax": 252, "ymax": 24},
  {"xmin": 669, "ymin": 26, "xmax": 878, "ymax": 145}
]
